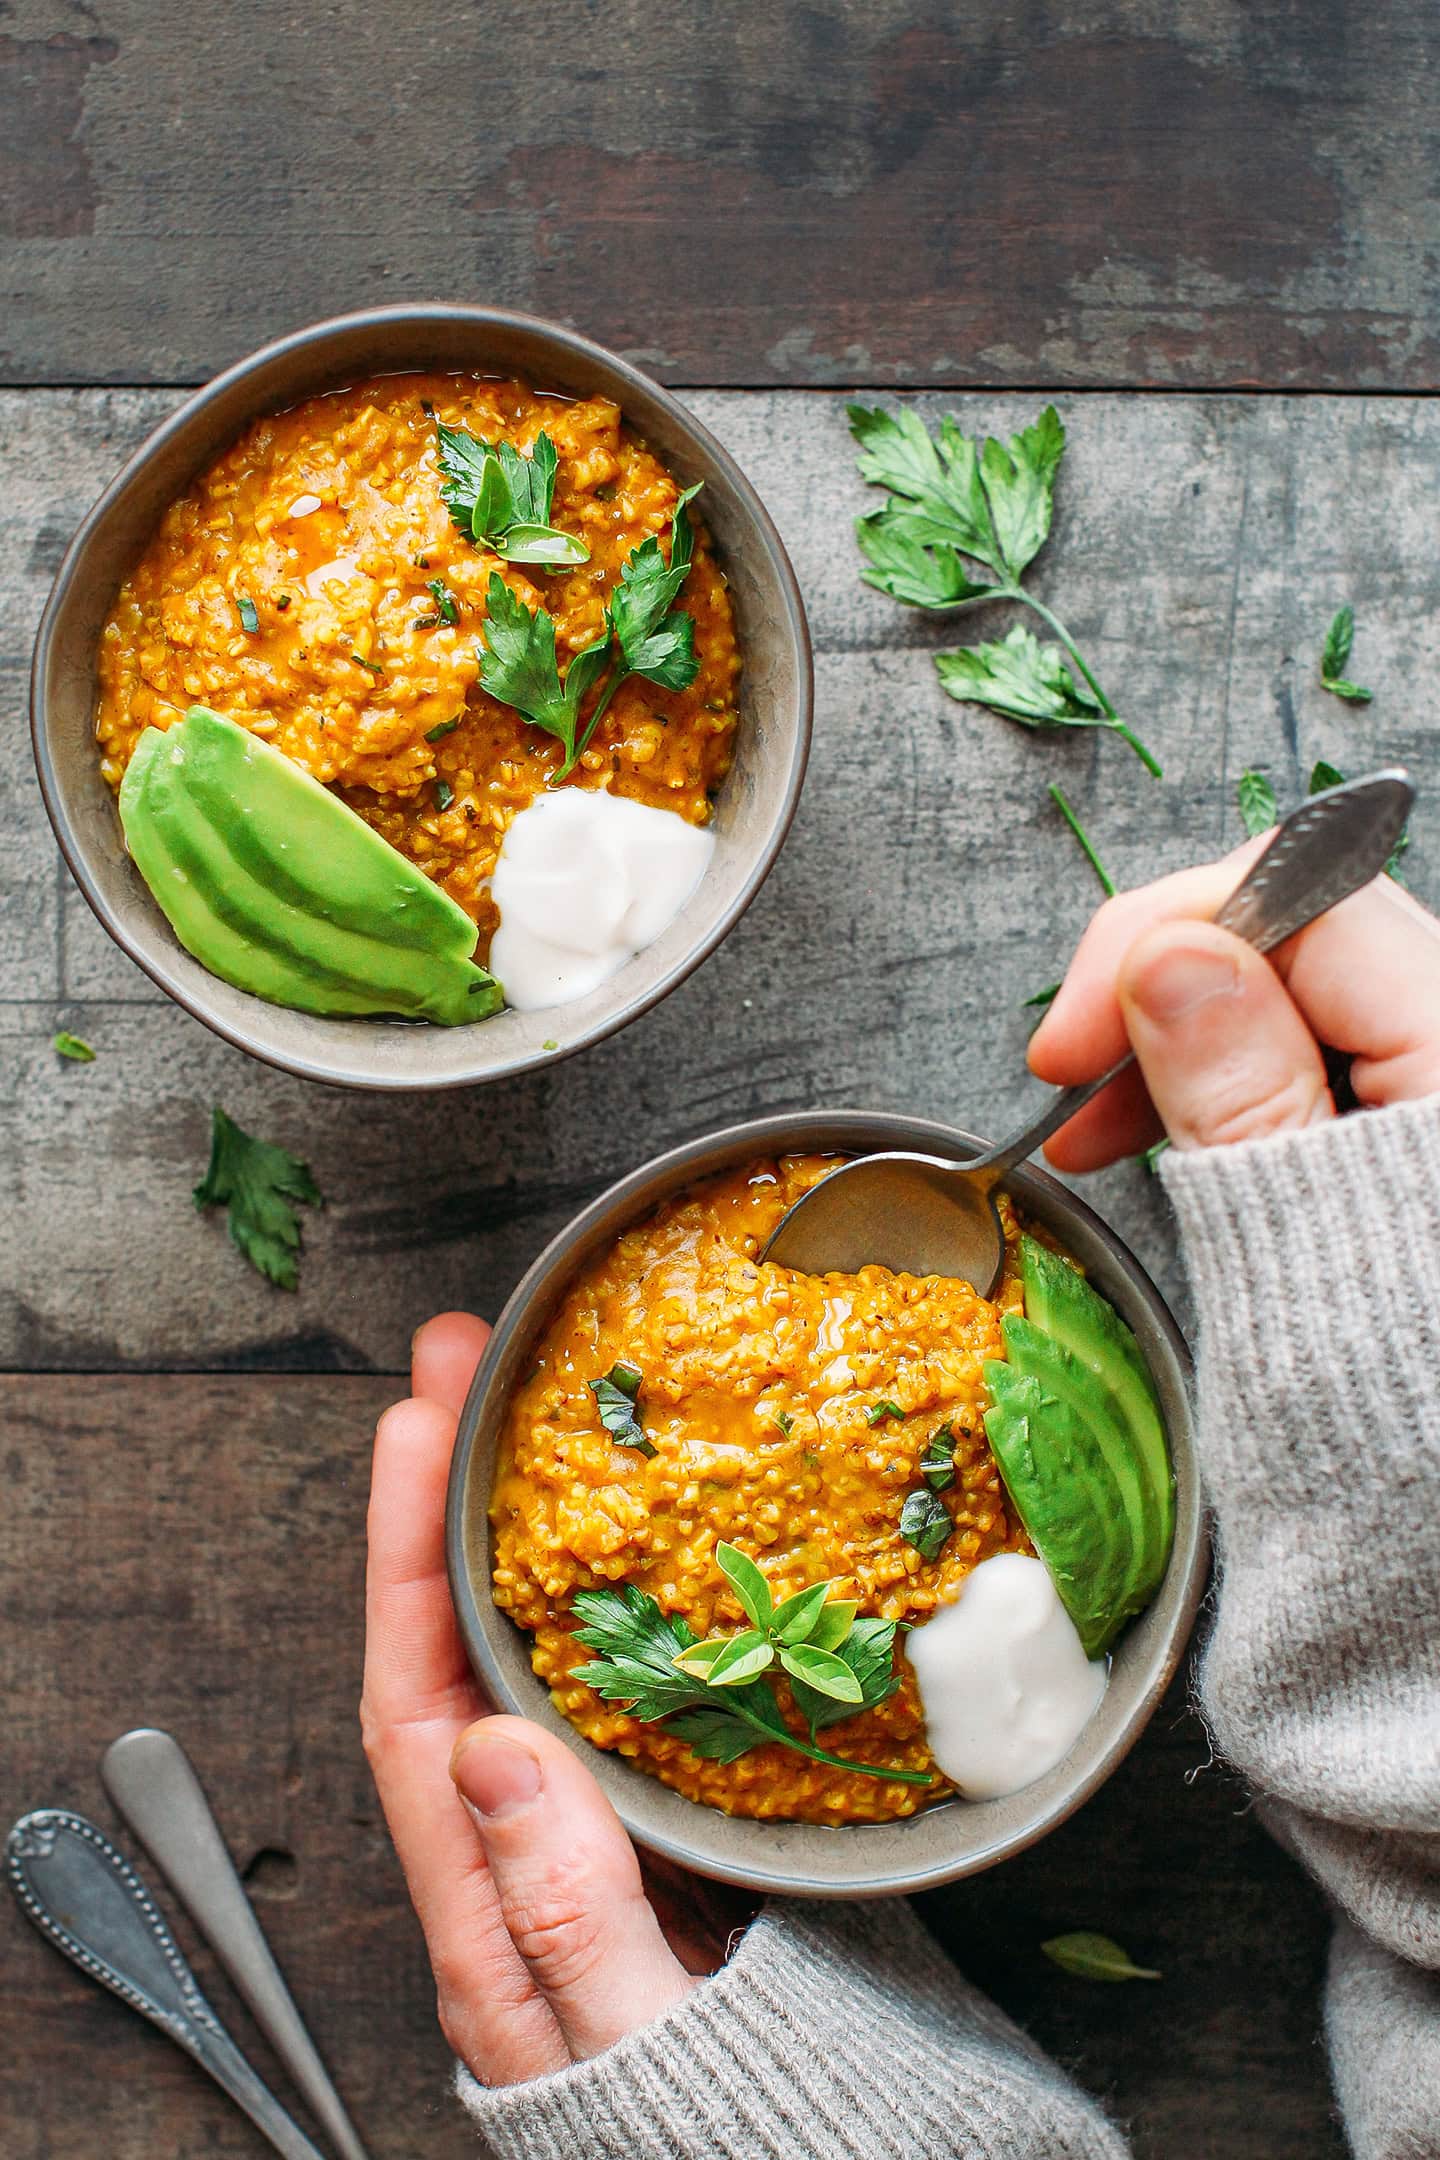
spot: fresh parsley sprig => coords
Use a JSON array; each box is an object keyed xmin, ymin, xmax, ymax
[
  {"xmin": 435, "ymin": 422, "xmax": 590, "ymax": 568},
  {"xmin": 478, "ymin": 488, "xmax": 703, "ymax": 778},
  {"xmin": 850, "ymin": 404, "xmax": 1161, "ymax": 778},
  {"xmin": 570, "ymin": 1542, "xmax": 926, "ymax": 1786}
]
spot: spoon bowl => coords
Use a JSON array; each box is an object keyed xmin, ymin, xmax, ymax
[{"xmin": 764, "ymin": 768, "xmax": 1414, "ymax": 1288}]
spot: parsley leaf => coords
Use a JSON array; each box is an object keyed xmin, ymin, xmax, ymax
[
  {"xmin": 587, "ymin": 1360, "xmax": 656, "ymax": 1457},
  {"xmin": 1237, "ymin": 769, "xmax": 1278, "ymax": 838},
  {"xmin": 1320, "ymin": 605, "xmax": 1373, "ymax": 703},
  {"xmin": 920, "ymin": 1426, "xmax": 956, "ymax": 1491},
  {"xmin": 193, "ymin": 1105, "xmax": 321, "ymax": 1291},
  {"xmin": 478, "ymin": 573, "xmax": 610, "ymax": 766},
  {"xmin": 851, "ymin": 404, "xmax": 1161, "ymax": 777},
  {"xmin": 478, "ymin": 488, "xmax": 702, "ymax": 776},
  {"xmin": 53, "ymin": 1031, "xmax": 95, "ymax": 1062},
  {"xmin": 899, "ymin": 1487, "xmax": 952, "ymax": 1561},
  {"xmin": 1309, "ymin": 760, "xmax": 1409, "ymax": 879},
  {"xmin": 434, "ymin": 422, "xmax": 588, "ymax": 567}
]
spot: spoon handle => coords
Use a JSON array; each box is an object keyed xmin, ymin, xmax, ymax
[
  {"xmin": 973, "ymin": 767, "xmax": 1416, "ymax": 1178},
  {"xmin": 101, "ymin": 1728, "xmax": 373, "ymax": 2160},
  {"xmin": 6, "ymin": 1809, "xmax": 329, "ymax": 2160}
]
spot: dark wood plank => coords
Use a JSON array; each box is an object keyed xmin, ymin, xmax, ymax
[
  {"xmin": 3, "ymin": 0, "xmax": 1440, "ymax": 389},
  {"xmin": 0, "ymin": 1374, "xmax": 1343, "ymax": 2159}
]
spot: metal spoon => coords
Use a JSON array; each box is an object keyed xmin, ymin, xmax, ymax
[
  {"xmin": 6, "ymin": 1809, "xmax": 329, "ymax": 2160},
  {"xmin": 101, "ymin": 1728, "xmax": 372, "ymax": 2160},
  {"xmin": 763, "ymin": 768, "xmax": 1415, "ymax": 1293}
]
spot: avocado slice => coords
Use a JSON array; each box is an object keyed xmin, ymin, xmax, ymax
[
  {"xmin": 119, "ymin": 708, "xmax": 503, "ymax": 1025},
  {"xmin": 982, "ymin": 1361, "xmax": 1137, "ymax": 1656},
  {"xmin": 982, "ymin": 1237, "xmax": 1175, "ymax": 1659},
  {"xmin": 1017, "ymin": 1237, "xmax": 1174, "ymax": 1561}
]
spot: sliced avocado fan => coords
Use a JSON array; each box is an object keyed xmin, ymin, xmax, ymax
[
  {"xmin": 119, "ymin": 706, "xmax": 503, "ymax": 1025},
  {"xmin": 983, "ymin": 1236, "xmax": 1175, "ymax": 1658}
]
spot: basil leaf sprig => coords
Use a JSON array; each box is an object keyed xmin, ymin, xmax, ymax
[
  {"xmin": 850, "ymin": 404, "xmax": 1161, "ymax": 778},
  {"xmin": 587, "ymin": 1361, "xmax": 656, "ymax": 1458},
  {"xmin": 899, "ymin": 1487, "xmax": 952, "ymax": 1561},
  {"xmin": 919, "ymin": 1427, "xmax": 957, "ymax": 1491},
  {"xmin": 434, "ymin": 422, "xmax": 590, "ymax": 568},
  {"xmin": 1319, "ymin": 605, "xmax": 1373, "ymax": 703},
  {"xmin": 570, "ymin": 1542, "xmax": 924, "ymax": 1786},
  {"xmin": 478, "ymin": 487, "xmax": 703, "ymax": 778}
]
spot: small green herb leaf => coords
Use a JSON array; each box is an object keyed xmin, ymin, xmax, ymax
[
  {"xmin": 351, "ymin": 650, "xmax": 383, "ymax": 677},
  {"xmin": 778, "ymin": 1640, "xmax": 865, "ymax": 1702},
  {"xmin": 899, "ymin": 1487, "xmax": 952, "ymax": 1561},
  {"xmin": 703, "ymin": 1630, "xmax": 775, "ymax": 1687},
  {"xmin": 771, "ymin": 1409, "xmax": 794, "ymax": 1435},
  {"xmin": 434, "ymin": 780, "xmax": 454, "ymax": 810},
  {"xmin": 588, "ymin": 1361, "xmax": 656, "ymax": 1457},
  {"xmin": 1237, "ymin": 769, "xmax": 1278, "ymax": 838},
  {"xmin": 193, "ymin": 1105, "xmax": 321, "ymax": 1292},
  {"xmin": 497, "ymin": 523, "xmax": 592, "ymax": 568},
  {"xmin": 1025, "ymin": 982, "xmax": 1060, "ymax": 1011},
  {"xmin": 53, "ymin": 1031, "xmax": 96, "ymax": 1062},
  {"xmin": 237, "ymin": 595, "xmax": 260, "ymax": 634},
  {"xmin": 715, "ymin": 1541, "xmax": 773, "ymax": 1629},
  {"xmin": 426, "ymin": 578, "xmax": 459, "ymax": 624},
  {"xmin": 671, "ymin": 1636, "xmax": 731, "ymax": 1673},
  {"xmin": 920, "ymin": 1426, "xmax": 957, "ymax": 1491},
  {"xmin": 426, "ymin": 715, "xmax": 463, "ymax": 742},
  {"xmin": 1320, "ymin": 606, "xmax": 1372, "ymax": 702},
  {"xmin": 866, "ymin": 1399, "xmax": 906, "ymax": 1426},
  {"xmin": 1139, "ymin": 1137, "xmax": 1171, "ymax": 1175},
  {"xmin": 770, "ymin": 1581, "xmax": 835, "ymax": 1645},
  {"xmin": 788, "ymin": 1614, "xmax": 900, "ymax": 1735},
  {"xmin": 1041, "ymin": 1932, "xmax": 1161, "ymax": 1983}
]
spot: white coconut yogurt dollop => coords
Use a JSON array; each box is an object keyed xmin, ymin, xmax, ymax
[
  {"xmin": 489, "ymin": 788, "xmax": 715, "ymax": 1012},
  {"xmin": 905, "ymin": 1552, "xmax": 1107, "ymax": 1800}
]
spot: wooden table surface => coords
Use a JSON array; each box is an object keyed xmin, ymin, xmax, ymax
[{"xmin": 7, "ymin": 4, "xmax": 1439, "ymax": 2154}]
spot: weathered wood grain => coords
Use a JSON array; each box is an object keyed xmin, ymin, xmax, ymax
[
  {"xmin": 3, "ymin": 387, "xmax": 1437, "ymax": 1373},
  {"xmin": 4, "ymin": 0, "xmax": 1440, "ymax": 389},
  {"xmin": 0, "ymin": 1375, "xmax": 1345, "ymax": 2159}
]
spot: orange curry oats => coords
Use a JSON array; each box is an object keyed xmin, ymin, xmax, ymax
[
  {"xmin": 96, "ymin": 373, "xmax": 739, "ymax": 954},
  {"xmin": 489, "ymin": 1156, "xmax": 1031, "ymax": 1824}
]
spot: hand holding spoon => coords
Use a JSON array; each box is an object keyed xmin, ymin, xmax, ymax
[{"xmin": 763, "ymin": 769, "xmax": 1415, "ymax": 1294}]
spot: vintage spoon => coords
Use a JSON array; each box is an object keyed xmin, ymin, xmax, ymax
[
  {"xmin": 6, "ymin": 1808, "xmax": 329, "ymax": 2160},
  {"xmin": 763, "ymin": 768, "xmax": 1415, "ymax": 1293},
  {"xmin": 102, "ymin": 1728, "xmax": 372, "ymax": 2160}
]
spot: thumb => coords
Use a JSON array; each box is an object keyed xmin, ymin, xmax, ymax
[
  {"xmin": 450, "ymin": 1716, "xmax": 695, "ymax": 2062},
  {"xmin": 1118, "ymin": 919, "xmax": 1335, "ymax": 1150}
]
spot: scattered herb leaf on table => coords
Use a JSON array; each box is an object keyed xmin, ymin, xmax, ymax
[
  {"xmin": 849, "ymin": 402, "xmax": 1161, "ymax": 777},
  {"xmin": 193, "ymin": 1105, "xmax": 321, "ymax": 1291},
  {"xmin": 1319, "ymin": 605, "xmax": 1373, "ymax": 703},
  {"xmin": 52, "ymin": 1032, "xmax": 96, "ymax": 1062},
  {"xmin": 1041, "ymin": 1931, "xmax": 1161, "ymax": 1982},
  {"xmin": 1237, "ymin": 769, "xmax": 1278, "ymax": 837}
]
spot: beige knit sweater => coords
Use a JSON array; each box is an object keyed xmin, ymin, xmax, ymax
[{"xmin": 460, "ymin": 1099, "xmax": 1440, "ymax": 2158}]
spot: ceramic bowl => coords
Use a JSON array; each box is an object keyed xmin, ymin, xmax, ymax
[
  {"xmin": 447, "ymin": 1110, "xmax": 1205, "ymax": 1898},
  {"xmin": 31, "ymin": 305, "xmax": 811, "ymax": 1091}
]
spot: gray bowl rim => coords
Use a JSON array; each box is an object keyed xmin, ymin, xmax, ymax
[
  {"xmin": 30, "ymin": 302, "xmax": 813, "ymax": 1093},
  {"xmin": 446, "ymin": 1108, "xmax": 1207, "ymax": 1899}
]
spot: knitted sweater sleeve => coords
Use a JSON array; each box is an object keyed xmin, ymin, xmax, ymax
[
  {"xmin": 456, "ymin": 1895, "xmax": 1129, "ymax": 2160},
  {"xmin": 1160, "ymin": 1096, "xmax": 1440, "ymax": 2160}
]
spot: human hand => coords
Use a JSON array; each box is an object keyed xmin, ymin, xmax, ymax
[
  {"xmin": 1029, "ymin": 843, "xmax": 1440, "ymax": 1167},
  {"xmin": 362, "ymin": 1312, "xmax": 743, "ymax": 2086}
]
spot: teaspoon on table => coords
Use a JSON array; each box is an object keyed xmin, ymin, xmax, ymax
[
  {"xmin": 6, "ymin": 1808, "xmax": 330, "ymax": 2160},
  {"xmin": 762, "ymin": 767, "xmax": 1415, "ymax": 1294},
  {"xmin": 101, "ymin": 1727, "xmax": 372, "ymax": 2160}
]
